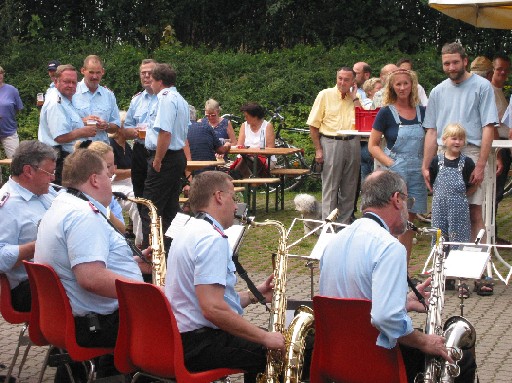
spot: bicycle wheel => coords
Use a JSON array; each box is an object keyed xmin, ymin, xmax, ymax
[{"xmin": 503, "ymin": 174, "xmax": 512, "ymax": 198}]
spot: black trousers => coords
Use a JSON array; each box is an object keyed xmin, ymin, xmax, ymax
[
  {"xmin": 54, "ymin": 148, "xmax": 70, "ymax": 186},
  {"xmin": 399, "ymin": 344, "xmax": 477, "ymax": 383},
  {"xmin": 11, "ymin": 279, "xmax": 31, "ymax": 312},
  {"xmin": 131, "ymin": 142, "xmax": 148, "ymax": 199},
  {"xmin": 181, "ymin": 327, "xmax": 266, "ymax": 383},
  {"xmin": 141, "ymin": 149, "xmax": 186, "ymax": 252}
]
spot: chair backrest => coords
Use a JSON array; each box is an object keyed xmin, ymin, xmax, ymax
[
  {"xmin": 0, "ymin": 273, "xmax": 30, "ymax": 324},
  {"xmin": 115, "ymin": 279, "xmax": 177, "ymax": 378},
  {"xmin": 23, "ymin": 262, "xmax": 70, "ymax": 349},
  {"xmin": 22, "ymin": 262, "xmax": 49, "ymax": 346},
  {"xmin": 310, "ymin": 296, "xmax": 407, "ymax": 383}
]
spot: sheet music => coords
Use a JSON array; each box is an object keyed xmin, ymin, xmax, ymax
[
  {"xmin": 225, "ymin": 225, "xmax": 245, "ymax": 252},
  {"xmin": 165, "ymin": 212, "xmax": 193, "ymax": 238},
  {"xmin": 445, "ymin": 250, "xmax": 491, "ymax": 279},
  {"xmin": 309, "ymin": 224, "xmax": 337, "ymax": 260}
]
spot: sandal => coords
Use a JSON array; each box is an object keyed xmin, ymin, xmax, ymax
[
  {"xmin": 458, "ymin": 283, "xmax": 471, "ymax": 299},
  {"xmin": 474, "ymin": 278, "xmax": 495, "ymax": 296}
]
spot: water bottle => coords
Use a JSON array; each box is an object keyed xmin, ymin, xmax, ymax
[{"xmin": 259, "ymin": 128, "xmax": 266, "ymax": 149}]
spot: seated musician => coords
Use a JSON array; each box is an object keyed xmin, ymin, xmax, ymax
[
  {"xmin": 34, "ymin": 149, "xmax": 151, "ymax": 379},
  {"xmin": 164, "ymin": 171, "xmax": 285, "ymax": 383},
  {"xmin": 319, "ymin": 170, "xmax": 476, "ymax": 383},
  {"xmin": 0, "ymin": 141, "xmax": 58, "ymax": 312}
]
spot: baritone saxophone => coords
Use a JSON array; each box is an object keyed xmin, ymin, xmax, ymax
[
  {"xmin": 113, "ymin": 192, "xmax": 166, "ymax": 286},
  {"xmin": 239, "ymin": 216, "xmax": 314, "ymax": 383}
]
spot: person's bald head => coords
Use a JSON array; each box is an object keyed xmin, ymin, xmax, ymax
[{"xmin": 380, "ymin": 64, "xmax": 399, "ymax": 82}]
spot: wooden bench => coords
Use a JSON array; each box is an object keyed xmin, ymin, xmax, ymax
[
  {"xmin": 232, "ymin": 178, "xmax": 281, "ymax": 213},
  {"xmin": 270, "ymin": 168, "xmax": 310, "ymax": 210},
  {"xmin": 234, "ymin": 186, "xmax": 246, "ymax": 193},
  {"xmin": 178, "ymin": 197, "xmax": 189, "ymax": 203}
]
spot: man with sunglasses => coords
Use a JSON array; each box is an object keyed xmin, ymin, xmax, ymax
[
  {"xmin": 319, "ymin": 170, "xmax": 476, "ymax": 382},
  {"xmin": 0, "ymin": 140, "xmax": 58, "ymax": 312}
]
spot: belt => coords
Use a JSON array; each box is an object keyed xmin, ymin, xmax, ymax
[{"xmin": 320, "ymin": 134, "xmax": 354, "ymax": 141}]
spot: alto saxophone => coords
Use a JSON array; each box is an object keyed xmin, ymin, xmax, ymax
[
  {"xmin": 239, "ymin": 216, "xmax": 314, "ymax": 383},
  {"xmin": 113, "ymin": 192, "xmax": 166, "ymax": 286},
  {"xmin": 415, "ymin": 230, "xmax": 476, "ymax": 383}
]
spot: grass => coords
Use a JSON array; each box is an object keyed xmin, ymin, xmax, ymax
[{"xmin": 237, "ymin": 186, "xmax": 512, "ymax": 282}]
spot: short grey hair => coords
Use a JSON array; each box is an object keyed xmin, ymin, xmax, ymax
[
  {"xmin": 360, "ymin": 170, "xmax": 406, "ymax": 210},
  {"xmin": 11, "ymin": 140, "xmax": 58, "ymax": 176}
]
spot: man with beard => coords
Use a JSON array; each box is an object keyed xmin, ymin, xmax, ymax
[
  {"xmin": 319, "ymin": 170, "xmax": 476, "ymax": 382},
  {"xmin": 421, "ymin": 42, "xmax": 498, "ymax": 242}
]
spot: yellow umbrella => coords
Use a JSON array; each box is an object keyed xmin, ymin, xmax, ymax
[{"xmin": 429, "ymin": 0, "xmax": 512, "ymax": 29}]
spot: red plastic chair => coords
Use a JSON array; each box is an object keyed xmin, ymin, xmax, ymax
[
  {"xmin": 115, "ymin": 279, "xmax": 244, "ymax": 382},
  {"xmin": 0, "ymin": 273, "xmax": 32, "ymax": 381},
  {"xmin": 24, "ymin": 262, "xmax": 114, "ymax": 383},
  {"xmin": 310, "ymin": 296, "xmax": 408, "ymax": 383}
]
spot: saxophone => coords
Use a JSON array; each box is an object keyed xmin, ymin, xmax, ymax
[
  {"xmin": 415, "ymin": 231, "xmax": 476, "ymax": 383},
  {"xmin": 113, "ymin": 192, "xmax": 166, "ymax": 286},
  {"xmin": 240, "ymin": 216, "xmax": 314, "ymax": 383}
]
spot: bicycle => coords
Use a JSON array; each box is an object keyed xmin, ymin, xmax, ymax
[{"xmin": 223, "ymin": 107, "xmax": 316, "ymax": 192}]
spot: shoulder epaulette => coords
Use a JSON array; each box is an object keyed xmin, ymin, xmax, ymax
[
  {"xmin": 132, "ymin": 91, "xmax": 142, "ymax": 99},
  {"xmin": 57, "ymin": 95, "xmax": 61, "ymax": 104},
  {"xmin": 102, "ymin": 84, "xmax": 114, "ymax": 93},
  {"xmin": 162, "ymin": 91, "xmax": 169, "ymax": 96},
  {"xmin": 0, "ymin": 192, "xmax": 10, "ymax": 207}
]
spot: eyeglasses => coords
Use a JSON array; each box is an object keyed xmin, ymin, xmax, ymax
[
  {"xmin": 32, "ymin": 165, "xmax": 56, "ymax": 177},
  {"xmin": 216, "ymin": 190, "xmax": 240, "ymax": 203},
  {"xmin": 397, "ymin": 191, "xmax": 415, "ymax": 210},
  {"xmin": 140, "ymin": 71, "xmax": 152, "ymax": 77},
  {"xmin": 205, "ymin": 113, "xmax": 217, "ymax": 117}
]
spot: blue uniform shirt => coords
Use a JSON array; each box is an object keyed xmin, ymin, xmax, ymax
[
  {"xmin": 38, "ymin": 90, "xmax": 83, "ymax": 153},
  {"xmin": 125, "ymin": 90, "xmax": 157, "ymax": 144},
  {"xmin": 72, "ymin": 80, "xmax": 121, "ymax": 144},
  {"xmin": 319, "ymin": 214, "xmax": 414, "ymax": 349},
  {"xmin": 145, "ymin": 86, "xmax": 189, "ymax": 151},
  {"xmin": 34, "ymin": 192, "xmax": 143, "ymax": 316},
  {"xmin": 165, "ymin": 214, "xmax": 243, "ymax": 332},
  {"xmin": 0, "ymin": 179, "xmax": 57, "ymax": 289}
]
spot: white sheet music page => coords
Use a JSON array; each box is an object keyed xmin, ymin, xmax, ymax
[
  {"xmin": 166, "ymin": 212, "xmax": 193, "ymax": 238},
  {"xmin": 445, "ymin": 250, "xmax": 491, "ymax": 279},
  {"xmin": 224, "ymin": 225, "xmax": 245, "ymax": 252},
  {"xmin": 309, "ymin": 224, "xmax": 337, "ymax": 260}
]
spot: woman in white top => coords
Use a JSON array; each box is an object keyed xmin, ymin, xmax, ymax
[{"xmin": 230, "ymin": 102, "xmax": 276, "ymax": 178}]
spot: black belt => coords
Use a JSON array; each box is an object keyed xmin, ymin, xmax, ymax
[{"xmin": 320, "ymin": 134, "xmax": 355, "ymax": 141}]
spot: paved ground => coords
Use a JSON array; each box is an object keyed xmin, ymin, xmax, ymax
[{"xmin": 1, "ymin": 265, "xmax": 511, "ymax": 382}]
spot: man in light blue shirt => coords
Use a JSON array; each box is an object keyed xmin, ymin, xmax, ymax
[
  {"xmin": 319, "ymin": 170, "xmax": 476, "ymax": 382},
  {"xmin": 73, "ymin": 55, "xmax": 121, "ymax": 144},
  {"xmin": 142, "ymin": 63, "xmax": 189, "ymax": 252},
  {"xmin": 165, "ymin": 171, "xmax": 284, "ymax": 382},
  {"xmin": 124, "ymin": 59, "xmax": 158, "ymax": 200},
  {"xmin": 0, "ymin": 141, "xmax": 58, "ymax": 312},
  {"xmin": 38, "ymin": 64, "xmax": 97, "ymax": 184},
  {"xmin": 35, "ymin": 149, "xmax": 148, "ymax": 348}
]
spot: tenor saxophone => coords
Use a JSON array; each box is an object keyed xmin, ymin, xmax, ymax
[
  {"xmin": 113, "ymin": 192, "xmax": 166, "ymax": 286},
  {"xmin": 415, "ymin": 231, "xmax": 476, "ymax": 383},
  {"xmin": 239, "ymin": 216, "xmax": 314, "ymax": 383}
]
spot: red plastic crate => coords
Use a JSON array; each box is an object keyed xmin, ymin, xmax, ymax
[{"xmin": 355, "ymin": 107, "xmax": 380, "ymax": 132}]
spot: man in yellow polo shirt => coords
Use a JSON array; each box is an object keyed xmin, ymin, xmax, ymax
[{"xmin": 307, "ymin": 67, "xmax": 361, "ymax": 223}]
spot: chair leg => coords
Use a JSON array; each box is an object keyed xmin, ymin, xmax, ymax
[
  {"xmin": 5, "ymin": 323, "xmax": 29, "ymax": 381},
  {"xmin": 85, "ymin": 359, "xmax": 96, "ymax": 383},
  {"xmin": 36, "ymin": 346, "xmax": 52, "ymax": 383},
  {"xmin": 16, "ymin": 336, "xmax": 32, "ymax": 379}
]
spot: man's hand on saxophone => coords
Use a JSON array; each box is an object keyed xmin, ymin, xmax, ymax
[
  {"xmin": 406, "ymin": 277, "xmax": 431, "ymax": 313},
  {"xmin": 133, "ymin": 246, "xmax": 153, "ymax": 275}
]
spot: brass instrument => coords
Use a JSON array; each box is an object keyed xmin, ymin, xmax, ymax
[
  {"xmin": 113, "ymin": 192, "xmax": 166, "ymax": 286},
  {"xmin": 239, "ymin": 215, "xmax": 314, "ymax": 383},
  {"xmin": 415, "ymin": 230, "xmax": 476, "ymax": 383}
]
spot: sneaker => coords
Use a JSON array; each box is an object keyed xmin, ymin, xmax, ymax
[{"xmin": 417, "ymin": 212, "xmax": 432, "ymax": 223}]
